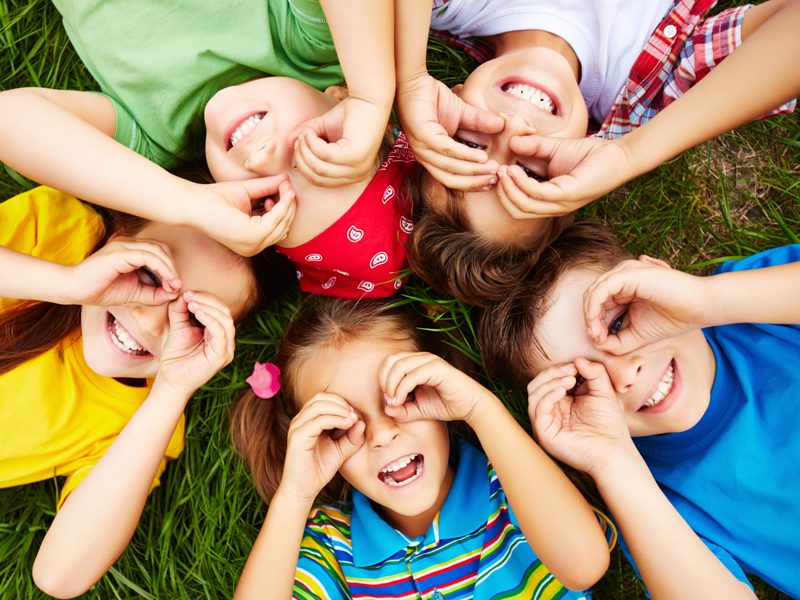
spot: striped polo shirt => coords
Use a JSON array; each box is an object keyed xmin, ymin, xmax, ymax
[{"xmin": 292, "ymin": 438, "xmax": 592, "ymax": 599}]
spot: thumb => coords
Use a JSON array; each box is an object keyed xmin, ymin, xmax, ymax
[
  {"xmin": 336, "ymin": 420, "xmax": 366, "ymax": 460},
  {"xmin": 575, "ymin": 358, "xmax": 615, "ymax": 397},
  {"xmin": 508, "ymin": 133, "xmax": 561, "ymax": 161},
  {"xmin": 459, "ymin": 102, "xmax": 505, "ymax": 134},
  {"xmin": 167, "ymin": 294, "xmax": 192, "ymax": 331},
  {"xmin": 239, "ymin": 174, "xmax": 290, "ymax": 201}
]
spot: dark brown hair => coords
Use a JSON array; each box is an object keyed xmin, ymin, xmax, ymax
[
  {"xmin": 479, "ymin": 220, "xmax": 632, "ymax": 389},
  {"xmin": 230, "ymin": 298, "xmax": 449, "ymax": 505},
  {"xmin": 408, "ymin": 175, "xmax": 573, "ymax": 308}
]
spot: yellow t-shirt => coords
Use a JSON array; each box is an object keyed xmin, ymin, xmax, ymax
[{"xmin": 0, "ymin": 186, "xmax": 185, "ymax": 508}]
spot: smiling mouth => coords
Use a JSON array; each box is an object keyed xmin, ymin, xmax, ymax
[
  {"xmin": 378, "ymin": 454, "xmax": 424, "ymax": 488},
  {"xmin": 640, "ymin": 360, "xmax": 675, "ymax": 409},
  {"xmin": 107, "ymin": 313, "xmax": 150, "ymax": 357},
  {"xmin": 501, "ymin": 82, "xmax": 556, "ymax": 115},
  {"xmin": 228, "ymin": 112, "xmax": 266, "ymax": 150}
]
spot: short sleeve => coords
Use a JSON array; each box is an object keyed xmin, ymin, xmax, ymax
[
  {"xmin": 617, "ymin": 531, "xmax": 753, "ymax": 597},
  {"xmin": 713, "ymin": 245, "xmax": 800, "ymax": 275},
  {"xmin": 293, "ymin": 522, "xmax": 351, "ymax": 599},
  {"xmin": 103, "ymin": 93, "xmax": 178, "ymax": 168}
]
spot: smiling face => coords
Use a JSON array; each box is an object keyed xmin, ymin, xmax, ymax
[
  {"xmin": 529, "ymin": 268, "xmax": 716, "ymax": 437},
  {"xmin": 442, "ymin": 47, "xmax": 588, "ymax": 242},
  {"xmin": 203, "ymin": 76, "xmax": 339, "ymax": 181},
  {"xmin": 295, "ymin": 335, "xmax": 453, "ymax": 537},
  {"xmin": 80, "ymin": 223, "xmax": 255, "ymax": 379}
]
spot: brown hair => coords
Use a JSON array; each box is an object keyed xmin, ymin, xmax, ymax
[
  {"xmin": 479, "ymin": 220, "xmax": 632, "ymax": 389},
  {"xmin": 230, "ymin": 297, "xmax": 449, "ymax": 505},
  {"xmin": 408, "ymin": 175, "xmax": 573, "ymax": 308}
]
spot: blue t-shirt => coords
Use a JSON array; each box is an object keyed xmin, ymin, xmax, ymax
[
  {"xmin": 294, "ymin": 438, "xmax": 593, "ymax": 599},
  {"xmin": 629, "ymin": 245, "xmax": 800, "ymax": 596}
]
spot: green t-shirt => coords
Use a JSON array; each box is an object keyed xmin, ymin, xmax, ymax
[{"xmin": 53, "ymin": 0, "xmax": 344, "ymax": 167}]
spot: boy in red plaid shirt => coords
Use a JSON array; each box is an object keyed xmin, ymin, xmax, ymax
[{"xmin": 397, "ymin": 0, "xmax": 798, "ymax": 307}]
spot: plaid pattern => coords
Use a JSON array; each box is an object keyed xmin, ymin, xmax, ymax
[{"xmin": 598, "ymin": 0, "xmax": 796, "ymax": 138}]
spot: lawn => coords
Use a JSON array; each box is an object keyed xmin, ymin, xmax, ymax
[{"xmin": 1, "ymin": 1, "xmax": 798, "ymax": 598}]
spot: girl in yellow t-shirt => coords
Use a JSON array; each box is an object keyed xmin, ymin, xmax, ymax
[{"xmin": 0, "ymin": 186, "xmax": 287, "ymax": 598}]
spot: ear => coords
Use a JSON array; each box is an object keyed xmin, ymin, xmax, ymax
[
  {"xmin": 451, "ymin": 83, "xmax": 464, "ymax": 96},
  {"xmin": 637, "ymin": 255, "xmax": 671, "ymax": 269},
  {"xmin": 324, "ymin": 85, "xmax": 349, "ymax": 102}
]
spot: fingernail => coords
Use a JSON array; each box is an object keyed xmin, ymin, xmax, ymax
[
  {"xmin": 383, "ymin": 393, "xmax": 393, "ymax": 405},
  {"xmin": 487, "ymin": 177, "xmax": 497, "ymax": 185}
]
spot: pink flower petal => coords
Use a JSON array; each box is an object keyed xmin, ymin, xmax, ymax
[{"xmin": 246, "ymin": 361, "xmax": 281, "ymax": 399}]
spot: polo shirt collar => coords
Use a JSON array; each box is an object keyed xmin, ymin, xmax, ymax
[{"xmin": 350, "ymin": 438, "xmax": 488, "ymax": 567}]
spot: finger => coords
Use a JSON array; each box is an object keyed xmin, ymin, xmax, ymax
[
  {"xmin": 421, "ymin": 136, "xmax": 499, "ymax": 174},
  {"xmin": 384, "ymin": 399, "xmax": 428, "ymax": 423},
  {"xmin": 458, "ymin": 103, "xmax": 505, "ymax": 136},
  {"xmin": 239, "ymin": 174, "xmax": 290, "ymax": 201},
  {"xmin": 335, "ymin": 420, "xmax": 366, "ymax": 460},
  {"xmin": 495, "ymin": 167, "xmax": 541, "ymax": 219},
  {"xmin": 190, "ymin": 303, "xmax": 232, "ymax": 364},
  {"xmin": 291, "ymin": 394, "xmax": 357, "ymax": 431},
  {"xmin": 109, "ymin": 247, "xmax": 181, "ymax": 295},
  {"xmin": 531, "ymin": 383, "xmax": 571, "ymax": 432},
  {"xmin": 508, "ymin": 134, "xmax": 561, "ymax": 161},
  {"xmin": 527, "ymin": 364, "xmax": 577, "ymax": 401},
  {"xmin": 574, "ymin": 358, "xmax": 615, "ymax": 397},
  {"xmin": 291, "ymin": 413, "xmax": 361, "ymax": 449},
  {"xmin": 423, "ymin": 162, "xmax": 499, "ymax": 192},
  {"xmin": 380, "ymin": 352, "xmax": 435, "ymax": 405},
  {"xmin": 294, "ymin": 131, "xmax": 360, "ymax": 178},
  {"xmin": 504, "ymin": 164, "xmax": 572, "ymax": 217},
  {"xmin": 250, "ymin": 187, "xmax": 297, "ymax": 252},
  {"xmin": 182, "ymin": 290, "xmax": 233, "ymax": 318}
]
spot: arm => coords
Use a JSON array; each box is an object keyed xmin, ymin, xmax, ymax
[
  {"xmin": 0, "ymin": 88, "xmax": 297, "ymax": 256},
  {"xmin": 289, "ymin": 0, "xmax": 395, "ymax": 186},
  {"xmin": 0, "ymin": 236, "xmax": 180, "ymax": 306},
  {"xmin": 32, "ymin": 293, "xmax": 235, "ymax": 599},
  {"xmin": 582, "ymin": 255, "xmax": 800, "ymax": 354},
  {"xmin": 529, "ymin": 359, "xmax": 756, "ymax": 599},
  {"xmin": 394, "ymin": 0, "xmax": 503, "ymax": 190},
  {"xmin": 380, "ymin": 352, "xmax": 609, "ymax": 591},
  {"xmin": 235, "ymin": 394, "xmax": 364, "ymax": 599},
  {"xmin": 504, "ymin": 0, "xmax": 800, "ymax": 211}
]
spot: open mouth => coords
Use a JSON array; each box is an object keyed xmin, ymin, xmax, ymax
[
  {"xmin": 227, "ymin": 112, "xmax": 266, "ymax": 150},
  {"xmin": 501, "ymin": 82, "xmax": 557, "ymax": 115},
  {"xmin": 640, "ymin": 360, "xmax": 675, "ymax": 410},
  {"xmin": 107, "ymin": 313, "xmax": 150, "ymax": 357},
  {"xmin": 378, "ymin": 453, "xmax": 424, "ymax": 488}
]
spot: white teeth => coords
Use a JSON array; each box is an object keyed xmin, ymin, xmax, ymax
[
  {"xmin": 109, "ymin": 315, "xmax": 147, "ymax": 355},
  {"xmin": 502, "ymin": 83, "xmax": 555, "ymax": 114},
  {"xmin": 381, "ymin": 454, "xmax": 418, "ymax": 474},
  {"xmin": 643, "ymin": 364, "xmax": 674, "ymax": 408},
  {"xmin": 381, "ymin": 458, "xmax": 423, "ymax": 488},
  {"xmin": 229, "ymin": 113, "xmax": 265, "ymax": 148}
]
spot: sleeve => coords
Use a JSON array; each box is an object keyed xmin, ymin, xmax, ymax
[
  {"xmin": 713, "ymin": 244, "xmax": 800, "ymax": 275},
  {"xmin": 0, "ymin": 186, "xmax": 105, "ymax": 312},
  {"xmin": 617, "ymin": 531, "xmax": 754, "ymax": 598},
  {"xmin": 293, "ymin": 517, "xmax": 352, "ymax": 600},
  {"xmin": 58, "ymin": 414, "xmax": 185, "ymax": 511},
  {"xmin": 100, "ymin": 92, "xmax": 178, "ymax": 168}
]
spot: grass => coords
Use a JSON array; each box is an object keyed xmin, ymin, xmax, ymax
[{"xmin": 1, "ymin": 1, "xmax": 798, "ymax": 598}]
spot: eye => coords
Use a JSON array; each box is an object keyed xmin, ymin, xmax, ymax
[
  {"xmin": 454, "ymin": 136, "xmax": 486, "ymax": 150},
  {"xmin": 137, "ymin": 267, "xmax": 161, "ymax": 287},
  {"xmin": 567, "ymin": 374, "xmax": 587, "ymax": 397},
  {"xmin": 188, "ymin": 311, "xmax": 205, "ymax": 330},
  {"xmin": 516, "ymin": 162, "xmax": 546, "ymax": 182},
  {"xmin": 327, "ymin": 428, "xmax": 346, "ymax": 441},
  {"xmin": 609, "ymin": 310, "xmax": 628, "ymax": 335}
]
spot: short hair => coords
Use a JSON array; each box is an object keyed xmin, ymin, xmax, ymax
[
  {"xmin": 408, "ymin": 176, "xmax": 573, "ymax": 308},
  {"xmin": 479, "ymin": 220, "xmax": 633, "ymax": 389}
]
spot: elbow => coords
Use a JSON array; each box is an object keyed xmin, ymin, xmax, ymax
[
  {"xmin": 32, "ymin": 555, "xmax": 96, "ymax": 599},
  {"xmin": 555, "ymin": 545, "xmax": 610, "ymax": 592}
]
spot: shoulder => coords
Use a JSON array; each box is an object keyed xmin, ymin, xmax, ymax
[{"xmin": 713, "ymin": 245, "xmax": 800, "ymax": 275}]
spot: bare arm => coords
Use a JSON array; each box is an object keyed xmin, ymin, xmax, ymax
[
  {"xmin": 529, "ymin": 360, "xmax": 756, "ymax": 599},
  {"xmin": 32, "ymin": 293, "xmax": 235, "ymax": 599},
  {"xmin": 380, "ymin": 352, "xmax": 609, "ymax": 591}
]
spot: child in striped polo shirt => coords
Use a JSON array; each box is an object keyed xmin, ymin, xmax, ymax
[{"xmin": 230, "ymin": 298, "xmax": 612, "ymax": 599}]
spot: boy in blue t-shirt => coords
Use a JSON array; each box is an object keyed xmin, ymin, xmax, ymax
[{"xmin": 478, "ymin": 221, "xmax": 800, "ymax": 598}]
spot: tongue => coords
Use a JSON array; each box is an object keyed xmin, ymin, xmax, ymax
[{"xmin": 386, "ymin": 458, "xmax": 418, "ymax": 484}]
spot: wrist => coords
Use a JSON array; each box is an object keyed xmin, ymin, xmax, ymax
[
  {"xmin": 588, "ymin": 439, "xmax": 645, "ymax": 487},
  {"xmin": 464, "ymin": 390, "xmax": 504, "ymax": 431},
  {"xmin": 149, "ymin": 375, "xmax": 194, "ymax": 407},
  {"xmin": 273, "ymin": 484, "xmax": 317, "ymax": 513}
]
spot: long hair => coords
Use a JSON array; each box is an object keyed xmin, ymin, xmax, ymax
[{"xmin": 230, "ymin": 298, "xmax": 446, "ymax": 505}]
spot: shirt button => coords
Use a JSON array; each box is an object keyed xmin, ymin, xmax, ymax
[{"xmin": 663, "ymin": 24, "xmax": 678, "ymax": 39}]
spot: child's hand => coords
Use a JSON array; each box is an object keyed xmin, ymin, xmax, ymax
[
  {"xmin": 528, "ymin": 359, "xmax": 634, "ymax": 477},
  {"xmin": 194, "ymin": 176, "xmax": 296, "ymax": 256},
  {"xmin": 67, "ymin": 237, "xmax": 181, "ymax": 306},
  {"xmin": 584, "ymin": 257, "xmax": 709, "ymax": 354},
  {"xmin": 155, "ymin": 291, "xmax": 235, "ymax": 395},
  {"xmin": 280, "ymin": 393, "xmax": 365, "ymax": 503},
  {"xmin": 498, "ymin": 134, "xmax": 633, "ymax": 217},
  {"xmin": 289, "ymin": 96, "xmax": 389, "ymax": 187},
  {"xmin": 397, "ymin": 73, "xmax": 504, "ymax": 191},
  {"xmin": 379, "ymin": 352, "xmax": 493, "ymax": 425}
]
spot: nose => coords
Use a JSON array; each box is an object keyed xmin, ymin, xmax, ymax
[
  {"xmin": 366, "ymin": 412, "xmax": 400, "ymax": 449},
  {"xmin": 129, "ymin": 303, "xmax": 169, "ymax": 342},
  {"xmin": 604, "ymin": 352, "xmax": 644, "ymax": 395},
  {"xmin": 245, "ymin": 140, "xmax": 278, "ymax": 176},
  {"xmin": 487, "ymin": 113, "xmax": 536, "ymax": 165}
]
